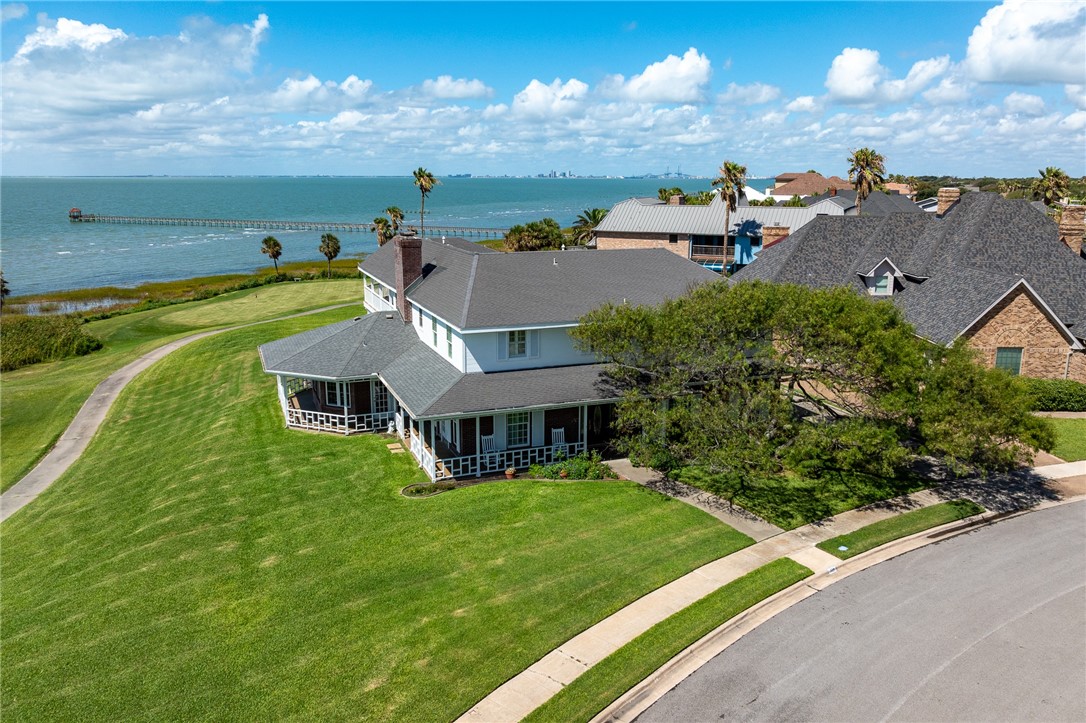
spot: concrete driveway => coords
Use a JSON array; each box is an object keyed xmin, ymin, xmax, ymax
[{"xmin": 637, "ymin": 501, "xmax": 1086, "ymax": 722}]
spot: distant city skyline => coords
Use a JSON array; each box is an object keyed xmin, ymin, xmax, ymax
[{"xmin": 1, "ymin": 1, "xmax": 1084, "ymax": 178}]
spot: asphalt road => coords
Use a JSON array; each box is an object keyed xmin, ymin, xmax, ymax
[{"xmin": 638, "ymin": 501, "xmax": 1086, "ymax": 722}]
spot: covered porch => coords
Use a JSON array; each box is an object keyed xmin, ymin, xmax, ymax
[
  {"xmin": 402, "ymin": 403, "xmax": 617, "ymax": 481},
  {"xmin": 275, "ymin": 375, "xmax": 395, "ymax": 435}
]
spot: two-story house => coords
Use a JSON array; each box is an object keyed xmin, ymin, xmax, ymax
[{"xmin": 258, "ymin": 235, "xmax": 718, "ymax": 480}]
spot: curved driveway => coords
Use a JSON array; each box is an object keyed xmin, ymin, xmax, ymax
[{"xmin": 638, "ymin": 501, "xmax": 1086, "ymax": 722}]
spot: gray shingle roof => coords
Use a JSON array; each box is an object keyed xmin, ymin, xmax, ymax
[
  {"xmin": 360, "ymin": 240, "xmax": 720, "ymax": 330},
  {"xmin": 595, "ymin": 193, "xmax": 842, "ymax": 237},
  {"xmin": 259, "ymin": 313, "xmax": 418, "ymax": 378},
  {"xmin": 805, "ymin": 190, "xmax": 923, "ymax": 216},
  {"xmin": 733, "ymin": 192, "xmax": 1086, "ymax": 344},
  {"xmin": 424, "ymin": 364, "xmax": 616, "ymax": 417}
]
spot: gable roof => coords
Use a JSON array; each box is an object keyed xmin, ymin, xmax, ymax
[
  {"xmin": 770, "ymin": 173, "xmax": 851, "ymax": 198},
  {"xmin": 733, "ymin": 192, "xmax": 1086, "ymax": 345},
  {"xmin": 595, "ymin": 194, "xmax": 842, "ymax": 238},
  {"xmin": 360, "ymin": 238, "xmax": 720, "ymax": 330},
  {"xmin": 805, "ymin": 189, "xmax": 924, "ymax": 216}
]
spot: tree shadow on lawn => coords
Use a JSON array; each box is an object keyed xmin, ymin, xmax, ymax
[{"xmin": 933, "ymin": 468, "xmax": 1062, "ymax": 513}]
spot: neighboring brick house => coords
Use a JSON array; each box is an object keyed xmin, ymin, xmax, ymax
[
  {"xmin": 768, "ymin": 172, "xmax": 852, "ymax": 201},
  {"xmin": 594, "ymin": 193, "xmax": 842, "ymax": 273},
  {"xmin": 733, "ymin": 190, "xmax": 1086, "ymax": 381}
]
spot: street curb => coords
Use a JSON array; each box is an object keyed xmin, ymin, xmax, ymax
[{"xmin": 591, "ymin": 492, "xmax": 1085, "ymax": 723}]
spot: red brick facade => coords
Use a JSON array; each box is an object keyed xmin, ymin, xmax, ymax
[
  {"xmin": 595, "ymin": 232, "xmax": 690, "ymax": 257},
  {"xmin": 962, "ymin": 286, "xmax": 1084, "ymax": 382}
]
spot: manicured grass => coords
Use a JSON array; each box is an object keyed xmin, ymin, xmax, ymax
[
  {"xmin": 1050, "ymin": 418, "xmax": 1086, "ymax": 462},
  {"xmin": 0, "ymin": 280, "xmax": 363, "ymax": 491},
  {"xmin": 523, "ymin": 558, "xmax": 813, "ymax": 723},
  {"xmin": 0, "ymin": 311, "xmax": 752, "ymax": 722},
  {"xmin": 817, "ymin": 499, "xmax": 985, "ymax": 560},
  {"xmin": 682, "ymin": 468, "xmax": 931, "ymax": 531}
]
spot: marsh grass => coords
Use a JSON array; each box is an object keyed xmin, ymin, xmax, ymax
[{"xmin": 1, "ymin": 312, "xmax": 751, "ymax": 721}]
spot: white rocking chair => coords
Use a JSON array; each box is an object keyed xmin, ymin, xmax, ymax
[
  {"xmin": 551, "ymin": 427, "xmax": 568, "ymax": 458},
  {"xmin": 481, "ymin": 434, "xmax": 497, "ymax": 470}
]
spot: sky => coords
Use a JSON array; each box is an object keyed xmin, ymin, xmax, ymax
[{"xmin": 1, "ymin": 1, "xmax": 1084, "ymax": 178}]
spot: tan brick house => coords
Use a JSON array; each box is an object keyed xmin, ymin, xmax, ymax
[{"xmin": 733, "ymin": 190, "xmax": 1086, "ymax": 382}]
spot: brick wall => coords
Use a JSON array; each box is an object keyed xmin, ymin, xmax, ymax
[
  {"xmin": 962, "ymin": 286, "xmax": 1081, "ymax": 380},
  {"xmin": 762, "ymin": 226, "xmax": 790, "ymax": 249},
  {"xmin": 1068, "ymin": 350, "xmax": 1086, "ymax": 383},
  {"xmin": 595, "ymin": 232, "xmax": 689, "ymax": 258}
]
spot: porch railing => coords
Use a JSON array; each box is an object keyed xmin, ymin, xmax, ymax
[
  {"xmin": 286, "ymin": 408, "xmax": 394, "ymax": 435},
  {"xmin": 432, "ymin": 441, "xmax": 587, "ymax": 480},
  {"xmin": 690, "ymin": 245, "xmax": 732, "ymax": 258}
]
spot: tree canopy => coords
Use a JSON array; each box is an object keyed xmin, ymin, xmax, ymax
[
  {"xmin": 847, "ymin": 147, "xmax": 887, "ymax": 215},
  {"xmin": 1031, "ymin": 167, "xmax": 1070, "ymax": 206},
  {"xmin": 412, "ymin": 167, "xmax": 439, "ymax": 237},
  {"xmin": 260, "ymin": 236, "xmax": 282, "ymax": 273},
  {"xmin": 318, "ymin": 233, "xmax": 340, "ymax": 277},
  {"xmin": 712, "ymin": 160, "xmax": 747, "ymax": 247},
  {"xmin": 503, "ymin": 218, "xmax": 566, "ymax": 251},
  {"xmin": 571, "ymin": 281, "xmax": 1053, "ymax": 506},
  {"xmin": 571, "ymin": 208, "xmax": 608, "ymax": 245},
  {"xmin": 372, "ymin": 217, "xmax": 393, "ymax": 246}
]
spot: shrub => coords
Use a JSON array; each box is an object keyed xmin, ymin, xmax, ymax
[
  {"xmin": 0, "ymin": 314, "xmax": 103, "ymax": 371},
  {"xmin": 1023, "ymin": 377, "xmax": 1086, "ymax": 412},
  {"xmin": 528, "ymin": 451, "xmax": 617, "ymax": 481}
]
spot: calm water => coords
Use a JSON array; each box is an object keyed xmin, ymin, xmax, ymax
[{"xmin": 0, "ymin": 176, "xmax": 774, "ymax": 296}]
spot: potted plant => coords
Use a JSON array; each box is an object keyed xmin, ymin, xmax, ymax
[
  {"xmin": 505, "ymin": 467, "xmax": 516, "ymax": 479},
  {"xmin": 558, "ymin": 468, "xmax": 569, "ymax": 479}
]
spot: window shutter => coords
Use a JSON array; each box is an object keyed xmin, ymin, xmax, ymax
[
  {"xmin": 529, "ymin": 330, "xmax": 540, "ymax": 358},
  {"xmin": 497, "ymin": 333, "xmax": 508, "ymax": 361}
]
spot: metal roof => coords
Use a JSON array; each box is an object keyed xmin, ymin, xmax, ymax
[{"xmin": 594, "ymin": 194, "xmax": 842, "ymax": 237}]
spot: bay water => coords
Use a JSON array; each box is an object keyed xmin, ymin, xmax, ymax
[{"xmin": 1, "ymin": 176, "xmax": 774, "ymax": 296}]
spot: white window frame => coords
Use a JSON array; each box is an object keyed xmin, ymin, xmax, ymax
[
  {"xmin": 372, "ymin": 383, "xmax": 389, "ymax": 413},
  {"xmin": 432, "ymin": 316, "xmax": 439, "ymax": 346},
  {"xmin": 506, "ymin": 411, "xmax": 530, "ymax": 448},
  {"xmin": 325, "ymin": 381, "xmax": 351, "ymax": 408},
  {"xmin": 446, "ymin": 324, "xmax": 453, "ymax": 357},
  {"xmin": 508, "ymin": 330, "xmax": 527, "ymax": 358}
]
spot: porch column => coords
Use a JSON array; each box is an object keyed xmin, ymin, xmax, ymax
[
  {"xmin": 580, "ymin": 404, "xmax": 587, "ymax": 453},
  {"xmin": 475, "ymin": 415, "xmax": 481, "ymax": 478},
  {"xmin": 429, "ymin": 420, "xmax": 437, "ymax": 479},
  {"xmin": 275, "ymin": 375, "xmax": 289, "ymax": 424}
]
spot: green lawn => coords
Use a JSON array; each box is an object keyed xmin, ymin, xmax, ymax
[
  {"xmin": 817, "ymin": 499, "xmax": 985, "ymax": 560},
  {"xmin": 523, "ymin": 558, "xmax": 812, "ymax": 723},
  {"xmin": 0, "ymin": 309, "xmax": 752, "ymax": 722},
  {"xmin": 1050, "ymin": 418, "xmax": 1086, "ymax": 462},
  {"xmin": 0, "ymin": 280, "xmax": 363, "ymax": 491}
]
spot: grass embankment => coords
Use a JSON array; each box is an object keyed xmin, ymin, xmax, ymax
[
  {"xmin": 0, "ymin": 280, "xmax": 363, "ymax": 491},
  {"xmin": 0, "ymin": 310, "xmax": 752, "ymax": 721},
  {"xmin": 1050, "ymin": 418, "xmax": 1086, "ymax": 462},
  {"xmin": 524, "ymin": 558, "xmax": 813, "ymax": 723},
  {"xmin": 817, "ymin": 499, "xmax": 985, "ymax": 560}
]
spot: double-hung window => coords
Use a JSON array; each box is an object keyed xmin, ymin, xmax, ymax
[
  {"xmin": 432, "ymin": 317, "xmax": 439, "ymax": 346},
  {"xmin": 506, "ymin": 411, "xmax": 529, "ymax": 448},
  {"xmin": 507, "ymin": 330, "xmax": 527, "ymax": 358},
  {"xmin": 325, "ymin": 381, "xmax": 351, "ymax": 408},
  {"xmin": 446, "ymin": 325, "xmax": 453, "ymax": 357},
  {"xmin": 873, "ymin": 274, "xmax": 892, "ymax": 295}
]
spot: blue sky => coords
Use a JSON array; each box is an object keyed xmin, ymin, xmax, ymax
[{"xmin": 2, "ymin": 1, "xmax": 1084, "ymax": 177}]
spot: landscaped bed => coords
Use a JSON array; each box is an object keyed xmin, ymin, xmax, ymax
[
  {"xmin": 522, "ymin": 558, "xmax": 813, "ymax": 723},
  {"xmin": 0, "ymin": 310, "xmax": 752, "ymax": 722},
  {"xmin": 817, "ymin": 499, "xmax": 985, "ymax": 560}
]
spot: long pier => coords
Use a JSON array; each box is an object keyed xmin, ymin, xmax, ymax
[{"xmin": 67, "ymin": 211, "xmax": 509, "ymax": 238}]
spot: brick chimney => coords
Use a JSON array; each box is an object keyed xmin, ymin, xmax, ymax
[
  {"xmin": 761, "ymin": 226, "xmax": 790, "ymax": 249},
  {"xmin": 830, "ymin": 186, "xmax": 837, "ymax": 197},
  {"xmin": 394, "ymin": 233, "xmax": 422, "ymax": 323},
  {"xmin": 1059, "ymin": 205, "xmax": 1085, "ymax": 257},
  {"xmin": 936, "ymin": 187, "xmax": 961, "ymax": 217},
  {"xmin": 668, "ymin": 194, "xmax": 685, "ymax": 206}
]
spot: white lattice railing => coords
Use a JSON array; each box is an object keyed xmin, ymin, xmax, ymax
[
  {"xmin": 432, "ymin": 442, "xmax": 587, "ymax": 480},
  {"xmin": 285, "ymin": 377, "xmax": 312, "ymax": 396},
  {"xmin": 286, "ymin": 408, "xmax": 393, "ymax": 435}
]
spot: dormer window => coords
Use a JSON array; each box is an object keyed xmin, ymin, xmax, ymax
[
  {"xmin": 873, "ymin": 274, "xmax": 892, "ymax": 296},
  {"xmin": 861, "ymin": 258, "xmax": 904, "ymax": 297},
  {"xmin": 508, "ymin": 330, "xmax": 527, "ymax": 358}
]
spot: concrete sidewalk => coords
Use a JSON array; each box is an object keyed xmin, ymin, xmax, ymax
[
  {"xmin": 457, "ymin": 461, "xmax": 1086, "ymax": 723},
  {"xmin": 0, "ymin": 303, "xmax": 357, "ymax": 523}
]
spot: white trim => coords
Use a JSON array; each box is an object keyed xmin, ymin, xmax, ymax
[
  {"xmin": 958, "ymin": 278, "xmax": 1083, "ymax": 350},
  {"xmin": 463, "ymin": 321, "xmax": 580, "ymax": 334}
]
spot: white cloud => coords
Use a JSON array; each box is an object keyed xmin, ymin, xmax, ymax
[
  {"xmin": 1003, "ymin": 92, "xmax": 1046, "ymax": 116},
  {"xmin": 719, "ymin": 82, "xmax": 780, "ymax": 106},
  {"xmin": 603, "ymin": 47, "xmax": 711, "ymax": 103},
  {"xmin": 1065, "ymin": 84, "xmax": 1086, "ymax": 110},
  {"xmin": 15, "ymin": 17, "xmax": 127, "ymax": 57},
  {"xmin": 511, "ymin": 78, "xmax": 588, "ymax": 118},
  {"xmin": 786, "ymin": 96, "xmax": 820, "ymax": 113},
  {"xmin": 922, "ymin": 68, "xmax": 973, "ymax": 106},
  {"xmin": 825, "ymin": 48, "xmax": 949, "ymax": 105},
  {"xmin": 2, "ymin": 3, "xmax": 27, "ymax": 23},
  {"xmin": 1059, "ymin": 110, "xmax": 1086, "ymax": 132},
  {"xmin": 420, "ymin": 75, "xmax": 493, "ymax": 99},
  {"xmin": 965, "ymin": 0, "xmax": 1086, "ymax": 84}
]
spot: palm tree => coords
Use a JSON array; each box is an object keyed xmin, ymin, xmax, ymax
[
  {"xmin": 384, "ymin": 206, "xmax": 404, "ymax": 234},
  {"xmin": 372, "ymin": 217, "xmax": 393, "ymax": 246},
  {"xmin": 1031, "ymin": 167, "xmax": 1070, "ymax": 207},
  {"xmin": 318, "ymin": 233, "xmax": 340, "ymax": 278},
  {"xmin": 711, "ymin": 160, "xmax": 747, "ymax": 261},
  {"xmin": 847, "ymin": 147, "xmax": 887, "ymax": 216},
  {"xmin": 412, "ymin": 167, "xmax": 439, "ymax": 237},
  {"xmin": 260, "ymin": 235, "xmax": 282, "ymax": 274},
  {"xmin": 571, "ymin": 208, "xmax": 608, "ymax": 245}
]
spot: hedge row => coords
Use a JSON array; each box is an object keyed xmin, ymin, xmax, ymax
[
  {"xmin": 0, "ymin": 315, "xmax": 103, "ymax": 371},
  {"xmin": 1024, "ymin": 377, "xmax": 1086, "ymax": 412}
]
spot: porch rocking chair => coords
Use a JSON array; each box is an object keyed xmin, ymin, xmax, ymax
[
  {"xmin": 551, "ymin": 427, "xmax": 568, "ymax": 458},
  {"xmin": 481, "ymin": 435, "xmax": 497, "ymax": 470}
]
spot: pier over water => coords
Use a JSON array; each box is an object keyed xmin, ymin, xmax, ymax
[{"xmin": 67, "ymin": 209, "xmax": 509, "ymax": 238}]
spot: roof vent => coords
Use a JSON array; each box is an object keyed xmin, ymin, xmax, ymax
[
  {"xmin": 553, "ymin": 257, "xmax": 558, "ymax": 266},
  {"xmin": 354, "ymin": 316, "xmax": 362, "ymax": 321},
  {"xmin": 385, "ymin": 313, "xmax": 394, "ymax": 319}
]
